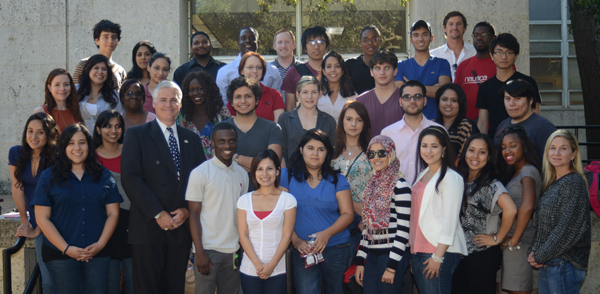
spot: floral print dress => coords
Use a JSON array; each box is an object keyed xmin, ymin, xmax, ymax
[{"xmin": 176, "ymin": 107, "xmax": 231, "ymax": 160}]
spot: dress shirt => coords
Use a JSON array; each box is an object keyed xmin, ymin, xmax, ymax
[
  {"xmin": 216, "ymin": 54, "xmax": 283, "ymax": 103},
  {"xmin": 430, "ymin": 42, "xmax": 476, "ymax": 81},
  {"xmin": 381, "ymin": 116, "xmax": 444, "ymax": 185},
  {"xmin": 156, "ymin": 118, "xmax": 180, "ymax": 153}
]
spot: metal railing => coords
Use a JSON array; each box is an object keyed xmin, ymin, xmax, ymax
[
  {"xmin": 3, "ymin": 236, "xmax": 40, "ymax": 294},
  {"xmin": 556, "ymin": 125, "xmax": 600, "ymax": 163}
]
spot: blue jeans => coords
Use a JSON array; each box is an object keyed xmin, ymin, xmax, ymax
[
  {"xmin": 107, "ymin": 258, "xmax": 133, "ymax": 294},
  {"xmin": 363, "ymin": 250, "xmax": 411, "ymax": 294},
  {"xmin": 538, "ymin": 258, "xmax": 586, "ymax": 294},
  {"xmin": 34, "ymin": 234, "xmax": 54, "ymax": 294},
  {"xmin": 411, "ymin": 252, "xmax": 461, "ymax": 294},
  {"xmin": 292, "ymin": 243, "xmax": 349, "ymax": 294},
  {"xmin": 240, "ymin": 273, "xmax": 287, "ymax": 294},
  {"xmin": 347, "ymin": 213, "xmax": 362, "ymax": 267},
  {"xmin": 46, "ymin": 255, "xmax": 110, "ymax": 294}
]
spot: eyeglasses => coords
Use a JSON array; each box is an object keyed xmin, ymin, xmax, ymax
[
  {"xmin": 401, "ymin": 94, "xmax": 424, "ymax": 102},
  {"xmin": 492, "ymin": 51, "xmax": 516, "ymax": 57},
  {"xmin": 361, "ymin": 37, "xmax": 381, "ymax": 44},
  {"xmin": 471, "ymin": 33, "xmax": 491, "ymax": 39},
  {"xmin": 244, "ymin": 66, "xmax": 263, "ymax": 71},
  {"xmin": 367, "ymin": 149, "xmax": 388, "ymax": 159},
  {"xmin": 125, "ymin": 91, "xmax": 143, "ymax": 97},
  {"xmin": 308, "ymin": 39, "xmax": 326, "ymax": 46},
  {"xmin": 502, "ymin": 125, "xmax": 525, "ymax": 134}
]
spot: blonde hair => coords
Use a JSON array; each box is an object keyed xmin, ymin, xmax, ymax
[
  {"xmin": 296, "ymin": 75, "xmax": 320, "ymax": 94},
  {"xmin": 541, "ymin": 130, "xmax": 587, "ymax": 192}
]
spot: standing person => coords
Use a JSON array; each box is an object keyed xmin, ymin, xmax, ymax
[
  {"xmin": 382, "ymin": 80, "xmax": 444, "ymax": 185},
  {"xmin": 33, "ymin": 123, "xmax": 122, "ymax": 294},
  {"xmin": 127, "ymin": 41, "xmax": 157, "ymax": 86},
  {"xmin": 144, "ymin": 53, "xmax": 172, "ymax": 113},
  {"xmin": 121, "ymin": 80, "xmax": 205, "ymax": 294},
  {"xmin": 430, "ymin": 11, "xmax": 476, "ymax": 81},
  {"xmin": 282, "ymin": 26, "xmax": 331, "ymax": 111},
  {"xmin": 318, "ymin": 51, "xmax": 357, "ymax": 124},
  {"xmin": 177, "ymin": 71, "xmax": 231, "ymax": 160},
  {"xmin": 355, "ymin": 49, "xmax": 404, "ymax": 136},
  {"xmin": 217, "ymin": 27, "xmax": 282, "ymax": 103},
  {"xmin": 354, "ymin": 135, "xmax": 412, "ymax": 293},
  {"xmin": 226, "ymin": 52, "xmax": 285, "ymax": 122},
  {"xmin": 433, "ymin": 83, "xmax": 479, "ymax": 158},
  {"xmin": 331, "ymin": 101, "xmax": 373, "ymax": 265},
  {"xmin": 173, "ymin": 31, "xmax": 226, "ymax": 86},
  {"xmin": 410, "ymin": 126, "xmax": 467, "ymax": 294},
  {"xmin": 278, "ymin": 76, "xmax": 336, "ymax": 165},
  {"xmin": 452, "ymin": 134, "xmax": 517, "ymax": 294},
  {"xmin": 186, "ymin": 123, "xmax": 249, "ymax": 294},
  {"xmin": 270, "ymin": 29, "xmax": 301, "ymax": 97},
  {"xmin": 280, "ymin": 129, "xmax": 354, "ymax": 294},
  {"xmin": 77, "ymin": 54, "xmax": 124, "ymax": 131},
  {"xmin": 92, "ymin": 110, "xmax": 133, "ymax": 294},
  {"xmin": 9, "ymin": 113, "xmax": 60, "ymax": 294},
  {"xmin": 528, "ymin": 130, "xmax": 591, "ymax": 294},
  {"xmin": 35, "ymin": 69, "xmax": 83, "ymax": 132},
  {"xmin": 476, "ymin": 33, "xmax": 541, "ymax": 135},
  {"xmin": 224, "ymin": 76, "xmax": 283, "ymax": 191},
  {"xmin": 395, "ymin": 20, "xmax": 452, "ymax": 120},
  {"xmin": 73, "ymin": 20, "xmax": 126, "ymax": 89},
  {"xmin": 119, "ymin": 79, "xmax": 156, "ymax": 131},
  {"xmin": 346, "ymin": 25, "xmax": 382, "ymax": 95},
  {"xmin": 237, "ymin": 150, "xmax": 297, "ymax": 294},
  {"xmin": 497, "ymin": 126, "xmax": 542, "ymax": 294}
]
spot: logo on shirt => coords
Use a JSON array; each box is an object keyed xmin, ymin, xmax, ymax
[
  {"xmin": 464, "ymin": 75, "xmax": 488, "ymax": 85},
  {"xmin": 265, "ymin": 101, "xmax": 271, "ymax": 105},
  {"xmin": 240, "ymin": 183, "xmax": 243, "ymax": 187},
  {"xmin": 431, "ymin": 71, "xmax": 436, "ymax": 75}
]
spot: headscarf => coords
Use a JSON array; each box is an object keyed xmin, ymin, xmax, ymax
[{"xmin": 362, "ymin": 135, "xmax": 401, "ymax": 244}]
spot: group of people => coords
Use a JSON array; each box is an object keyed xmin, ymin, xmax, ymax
[{"xmin": 7, "ymin": 12, "xmax": 591, "ymax": 294}]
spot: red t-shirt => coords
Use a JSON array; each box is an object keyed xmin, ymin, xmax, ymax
[
  {"xmin": 227, "ymin": 83, "xmax": 285, "ymax": 122},
  {"xmin": 96, "ymin": 153, "xmax": 121, "ymax": 173}
]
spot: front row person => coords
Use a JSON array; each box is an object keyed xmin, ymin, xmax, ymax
[
  {"xmin": 33, "ymin": 123, "xmax": 122, "ymax": 294},
  {"xmin": 528, "ymin": 130, "xmax": 591, "ymax": 294},
  {"xmin": 355, "ymin": 135, "xmax": 411, "ymax": 293},
  {"xmin": 281, "ymin": 129, "xmax": 354, "ymax": 294},
  {"xmin": 237, "ymin": 150, "xmax": 297, "ymax": 294}
]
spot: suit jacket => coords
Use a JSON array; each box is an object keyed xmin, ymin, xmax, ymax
[
  {"xmin": 121, "ymin": 119, "xmax": 205, "ymax": 246},
  {"xmin": 277, "ymin": 108, "xmax": 336, "ymax": 163}
]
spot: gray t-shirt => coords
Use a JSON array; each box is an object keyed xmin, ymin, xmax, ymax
[
  {"xmin": 493, "ymin": 113, "xmax": 557, "ymax": 161},
  {"xmin": 505, "ymin": 165, "xmax": 542, "ymax": 244},
  {"xmin": 462, "ymin": 179, "xmax": 506, "ymax": 254}
]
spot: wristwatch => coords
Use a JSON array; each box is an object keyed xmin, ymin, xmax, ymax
[{"xmin": 155, "ymin": 211, "xmax": 163, "ymax": 219}]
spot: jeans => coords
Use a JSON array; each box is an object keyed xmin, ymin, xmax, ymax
[
  {"xmin": 292, "ymin": 243, "xmax": 349, "ymax": 294},
  {"xmin": 34, "ymin": 234, "xmax": 54, "ymax": 294},
  {"xmin": 347, "ymin": 213, "xmax": 362, "ymax": 267},
  {"xmin": 107, "ymin": 258, "xmax": 133, "ymax": 294},
  {"xmin": 46, "ymin": 255, "xmax": 110, "ymax": 294},
  {"xmin": 363, "ymin": 250, "xmax": 411, "ymax": 294},
  {"xmin": 538, "ymin": 258, "xmax": 586, "ymax": 294},
  {"xmin": 240, "ymin": 273, "xmax": 287, "ymax": 294},
  {"xmin": 411, "ymin": 252, "xmax": 461, "ymax": 294}
]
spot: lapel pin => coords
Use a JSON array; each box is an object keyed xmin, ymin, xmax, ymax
[{"xmin": 184, "ymin": 140, "xmax": 189, "ymax": 143}]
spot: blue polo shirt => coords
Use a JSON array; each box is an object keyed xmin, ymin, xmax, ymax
[
  {"xmin": 395, "ymin": 57, "xmax": 452, "ymax": 120},
  {"xmin": 280, "ymin": 168, "xmax": 350, "ymax": 247},
  {"xmin": 32, "ymin": 167, "xmax": 123, "ymax": 252}
]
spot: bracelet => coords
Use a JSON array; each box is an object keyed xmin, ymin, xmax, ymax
[
  {"xmin": 493, "ymin": 234, "xmax": 498, "ymax": 243},
  {"xmin": 385, "ymin": 268, "xmax": 396, "ymax": 274},
  {"xmin": 63, "ymin": 244, "xmax": 70, "ymax": 255},
  {"xmin": 431, "ymin": 253, "xmax": 444, "ymax": 263},
  {"xmin": 507, "ymin": 240, "xmax": 521, "ymax": 251}
]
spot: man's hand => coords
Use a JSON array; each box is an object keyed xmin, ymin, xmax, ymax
[
  {"xmin": 171, "ymin": 208, "xmax": 189, "ymax": 228},
  {"xmin": 196, "ymin": 250, "xmax": 214, "ymax": 276}
]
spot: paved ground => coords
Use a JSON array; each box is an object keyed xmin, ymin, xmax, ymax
[{"xmin": 0, "ymin": 194, "xmax": 16, "ymax": 215}]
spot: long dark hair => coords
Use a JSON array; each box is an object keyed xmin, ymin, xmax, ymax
[
  {"xmin": 250, "ymin": 149, "xmax": 281, "ymax": 190},
  {"xmin": 93, "ymin": 110, "xmax": 124, "ymax": 148},
  {"xmin": 127, "ymin": 41, "xmax": 157, "ymax": 80},
  {"xmin": 333, "ymin": 101, "xmax": 371, "ymax": 158},
  {"xmin": 288, "ymin": 129, "xmax": 340, "ymax": 186},
  {"xmin": 415, "ymin": 126, "xmax": 457, "ymax": 191},
  {"xmin": 180, "ymin": 71, "xmax": 224, "ymax": 122},
  {"xmin": 497, "ymin": 126, "xmax": 542, "ymax": 185},
  {"xmin": 14, "ymin": 113, "xmax": 60, "ymax": 189},
  {"xmin": 435, "ymin": 83, "xmax": 467, "ymax": 132},
  {"xmin": 51, "ymin": 124, "xmax": 104, "ymax": 187},
  {"xmin": 44, "ymin": 69, "xmax": 84, "ymax": 123},
  {"xmin": 320, "ymin": 51, "xmax": 355, "ymax": 98},
  {"xmin": 77, "ymin": 54, "xmax": 118, "ymax": 108}
]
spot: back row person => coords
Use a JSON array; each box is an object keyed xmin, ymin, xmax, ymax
[
  {"xmin": 174, "ymin": 31, "xmax": 226, "ymax": 86},
  {"xmin": 430, "ymin": 11, "xmax": 476, "ymax": 81}
]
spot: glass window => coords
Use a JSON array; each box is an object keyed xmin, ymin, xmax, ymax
[
  {"xmin": 529, "ymin": 25, "xmax": 561, "ymax": 40},
  {"xmin": 529, "ymin": 0, "xmax": 561, "ymax": 20},
  {"xmin": 570, "ymin": 92, "xmax": 583, "ymax": 106},
  {"xmin": 540, "ymin": 92, "xmax": 562, "ymax": 107},
  {"xmin": 568, "ymin": 58, "xmax": 581, "ymax": 90},
  {"xmin": 530, "ymin": 42, "xmax": 561, "ymax": 56},
  {"xmin": 530, "ymin": 58, "xmax": 562, "ymax": 90}
]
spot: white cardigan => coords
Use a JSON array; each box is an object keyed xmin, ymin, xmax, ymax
[{"xmin": 414, "ymin": 167, "xmax": 468, "ymax": 256}]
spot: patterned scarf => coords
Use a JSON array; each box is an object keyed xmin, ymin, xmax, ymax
[{"xmin": 362, "ymin": 135, "xmax": 401, "ymax": 244}]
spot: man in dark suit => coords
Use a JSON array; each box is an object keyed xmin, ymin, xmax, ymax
[{"xmin": 121, "ymin": 80, "xmax": 205, "ymax": 294}]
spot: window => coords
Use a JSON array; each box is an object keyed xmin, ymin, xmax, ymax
[
  {"xmin": 529, "ymin": 0, "xmax": 582, "ymax": 107},
  {"xmin": 192, "ymin": 0, "xmax": 407, "ymax": 57}
]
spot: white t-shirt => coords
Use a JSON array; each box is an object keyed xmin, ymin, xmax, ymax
[{"xmin": 237, "ymin": 191, "xmax": 297, "ymax": 276}]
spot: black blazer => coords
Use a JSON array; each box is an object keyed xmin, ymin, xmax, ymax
[{"xmin": 121, "ymin": 119, "xmax": 205, "ymax": 246}]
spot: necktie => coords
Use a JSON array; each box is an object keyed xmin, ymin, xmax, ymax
[{"xmin": 166, "ymin": 127, "xmax": 180, "ymax": 176}]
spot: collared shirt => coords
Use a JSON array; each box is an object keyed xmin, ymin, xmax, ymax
[
  {"xmin": 173, "ymin": 56, "xmax": 226, "ymax": 86},
  {"xmin": 381, "ymin": 116, "xmax": 444, "ymax": 185},
  {"xmin": 216, "ymin": 54, "xmax": 283, "ymax": 104},
  {"xmin": 345, "ymin": 54, "xmax": 376, "ymax": 95},
  {"xmin": 270, "ymin": 57, "xmax": 302, "ymax": 81},
  {"xmin": 430, "ymin": 42, "xmax": 476, "ymax": 81},
  {"xmin": 156, "ymin": 118, "xmax": 180, "ymax": 152},
  {"xmin": 185, "ymin": 157, "xmax": 249, "ymax": 253}
]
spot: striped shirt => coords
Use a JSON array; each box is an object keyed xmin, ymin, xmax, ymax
[{"xmin": 356, "ymin": 178, "xmax": 411, "ymax": 269}]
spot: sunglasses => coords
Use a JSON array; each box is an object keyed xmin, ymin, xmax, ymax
[
  {"xmin": 367, "ymin": 149, "xmax": 388, "ymax": 159},
  {"xmin": 502, "ymin": 125, "xmax": 525, "ymax": 134}
]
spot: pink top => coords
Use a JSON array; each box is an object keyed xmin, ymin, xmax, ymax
[
  {"xmin": 254, "ymin": 210, "xmax": 272, "ymax": 220},
  {"xmin": 143, "ymin": 82, "xmax": 155, "ymax": 113},
  {"xmin": 410, "ymin": 179, "xmax": 437, "ymax": 254}
]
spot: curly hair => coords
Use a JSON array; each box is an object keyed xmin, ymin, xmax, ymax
[
  {"xmin": 180, "ymin": 71, "xmax": 224, "ymax": 122},
  {"xmin": 14, "ymin": 113, "xmax": 60, "ymax": 189},
  {"xmin": 77, "ymin": 54, "xmax": 119, "ymax": 108},
  {"xmin": 44, "ymin": 68, "xmax": 84, "ymax": 123}
]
